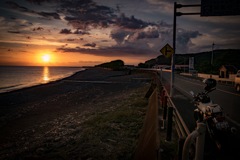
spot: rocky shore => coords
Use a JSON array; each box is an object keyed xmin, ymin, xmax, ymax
[{"xmin": 0, "ymin": 68, "xmax": 152, "ymax": 160}]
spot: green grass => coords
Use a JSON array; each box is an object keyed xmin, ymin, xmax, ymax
[{"xmin": 75, "ymin": 87, "xmax": 148, "ymax": 160}]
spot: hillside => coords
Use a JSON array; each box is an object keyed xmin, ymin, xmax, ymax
[
  {"xmin": 95, "ymin": 60, "xmax": 124, "ymax": 70},
  {"xmin": 143, "ymin": 49, "xmax": 240, "ymax": 74}
]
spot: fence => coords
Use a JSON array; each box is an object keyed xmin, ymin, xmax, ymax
[
  {"xmin": 134, "ymin": 70, "xmax": 206, "ymax": 160},
  {"xmin": 134, "ymin": 87, "xmax": 160, "ymax": 160},
  {"xmin": 156, "ymin": 72, "xmax": 207, "ymax": 160}
]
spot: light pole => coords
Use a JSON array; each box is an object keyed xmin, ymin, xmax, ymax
[
  {"xmin": 170, "ymin": 2, "xmax": 201, "ymax": 97},
  {"xmin": 210, "ymin": 43, "xmax": 215, "ymax": 78}
]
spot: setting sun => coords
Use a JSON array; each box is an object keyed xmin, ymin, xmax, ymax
[{"xmin": 42, "ymin": 54, "xmax": 51, "ymax": 63}]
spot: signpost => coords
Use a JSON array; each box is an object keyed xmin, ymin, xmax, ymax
[
  {"xmin": 201, "ymin": 0, "xmax": 240, "ymax": 16},
  {"xmin": 189, "ymin": 57, "xmax": 194, "ymax": 70},
  {"xmin": 164, "ymin": 1, "xmax": 239, "ymax": 97},
  {"xmin": 160, "ymin": 43, "xmax": 174, "ymax": 58},
  {"xmin": 160, "ymin": 43, "xmax": 175, "ymax": 96}
]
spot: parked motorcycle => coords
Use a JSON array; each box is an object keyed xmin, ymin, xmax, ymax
[{"xmin": 190, "ymin": 78, "xmax": 235, "ymax": 151}]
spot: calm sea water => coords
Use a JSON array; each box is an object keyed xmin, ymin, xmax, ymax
[{"xmin": 0, "ymin": 66, "xmax": 84, "ymax": 93}]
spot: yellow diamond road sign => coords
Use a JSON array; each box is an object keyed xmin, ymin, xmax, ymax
[{"xmin": 160, "ymin": 43, "xmax": 174, "ymax": 58}]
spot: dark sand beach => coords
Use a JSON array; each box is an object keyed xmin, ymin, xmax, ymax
[{"xmin": 0, "ymin": 68, "xmax": 152, "ymax": 159}]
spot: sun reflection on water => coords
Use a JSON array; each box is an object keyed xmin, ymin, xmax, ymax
[{"xmin": 43, "ymin": 66, "xmax": 49, "ymax": 82}]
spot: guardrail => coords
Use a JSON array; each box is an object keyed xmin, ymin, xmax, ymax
[
  {"xmin": 135, "ymin": 70, "xmax": 206, "ymax": 160},
  {"xmin": 154, "ymin": 72, "xmax": 190, "ymax": 139},
  {"xmin": 153, "ymin": 71, "xmax": 206, "ymax": 160},
  {"xmin": 134, "ymin": 75, "xmax": 160, "ymax": 160}
]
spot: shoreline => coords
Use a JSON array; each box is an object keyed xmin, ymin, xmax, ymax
[
  {"xmin": 0, "ymin": 67, "xmax": 152, "ymax": 159},
  {"xmin": 0, "ymin": 67, "xmax": 86, "ymax": 94}
]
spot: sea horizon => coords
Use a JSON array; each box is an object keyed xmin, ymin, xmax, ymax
[{"xmin": 0, "ymin": 66, "xmax": 85, "ymax": 93}]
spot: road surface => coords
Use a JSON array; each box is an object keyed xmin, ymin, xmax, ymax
[
  {"xmin": 160, "ymin": 71, "xmax": 240, "ymax": 159},
  {"xmin": 161, "ymin": 71, "xmax": 240, "ymax": 127}
]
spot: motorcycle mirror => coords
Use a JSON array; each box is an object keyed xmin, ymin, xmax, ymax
[{"xmin": 190, "ymin": 91, "xmax": 195, "ymax": 97}]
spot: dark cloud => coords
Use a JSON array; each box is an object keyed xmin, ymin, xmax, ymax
[
  {"xmin": 25, "ymin": 0, "xmax": 60, "ymax": 5},
  {"xmin": 101, "ymin": 40, "xmax": 109, "ymax": 42},
  {"xmin": 8, "ymin": 30, "xmax": 21, "ymax": 34},
  {"xmin": 6, "ymin": 0, "xmax": 157, "ymax": 31},
  {"xmin": 67, "ymin": 39, "xmax": 75, "ymax": 42},
  {"xmin": 110, "ymin": 26, "xmax": 159, "ymax": 45},
  {"xmin": 58, "ymin": 0, "xmax": 155, "ymax": 30},
  {"xmin": 6, "ymin": 1, "xmax": 32, "ymax": 12},
  {"xmin": 6, "ymin": 1, "xmax": 61, "ymax": 20},
  {"xmin": 57, "ymin": 45, "xmax": 151, "ymax": 57},
  {"xmin": 177, "ymin": 29, "xmax": 202, "ymax": 45},
  {"xmin": 115, "ymin": 14, "xmax": 153, "ymax": 29},
  {"xmin": 59, "ymin": 28, "xmax": 72, "ymax": 34},
  {"xmin": 33, "ymin": 27, "xmax": 44, "ymax": 31},
  {"xmin": 83, "ymin": 43, "xmax": 96, "ymax": 48},
  {"xmin": 73, "ymin": 29, "xmax": 90, "ymax": 35},
  {"xmin": 110, "ymin": 29, "xmax": 132, "ymax": 44},
  {"xmin": 176, "ymin": 29, "xmax": 202, "ymax": 53},
  {"xmin": 60, "ymin": 0, "xmax": 116, "ymax": 30},
  {"xmin": 134, "ymin": 28, "xmax": 159, "ymax": 39},
  {"xmin": 38, "ymin": 12, "xmax": 60, "ymax": 20}
]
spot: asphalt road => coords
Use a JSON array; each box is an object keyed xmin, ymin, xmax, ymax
[
  {"xmin": 161, "ymin": 71, "xmax": 240, "ymax": 127},
  {"xmin": 160, "ymin": 71, "xmax": 240, "ymax": 159}
]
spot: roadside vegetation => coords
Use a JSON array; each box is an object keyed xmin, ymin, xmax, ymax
[{"xmin": 73, "ymin": 86, "xmax": 148, "ymax": 159}]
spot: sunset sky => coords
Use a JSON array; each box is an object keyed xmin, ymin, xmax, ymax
[{"xmin": 0, "ymin": 0, "xmax": 240, "ymax": 66}]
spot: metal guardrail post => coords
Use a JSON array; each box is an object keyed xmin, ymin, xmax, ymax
[
  {"xmin": 166, "ymin": 106, "xmax": 173, "ymax": 141},
  {"xmin": 182, "ymin": 122, "xmax": 206, "ymax": 160},
  {"xmin": 161, "ymin": 95, "xmax": 168, "ymax": 130},
  {"xmin": 177, "ymin": 137, "xmax": 185, "ymax": 160},
  {"xmin": 195, "ymin": 123, "xmax": 206, "ymax": 160},
  {"xmin": 161, "ymin": 90, "xmax": 166, "ymax": 108},
  {"xmin": 163, "ymin": 96, "xmax": 168, "ymax": 120}
]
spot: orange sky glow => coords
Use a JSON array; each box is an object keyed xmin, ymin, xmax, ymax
[{"xmin": 0, "ymin": 0, "xmax": 239, "ymax": 66}]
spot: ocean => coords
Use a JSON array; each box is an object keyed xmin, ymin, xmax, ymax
[{"xmin": 0, "ymin": 66, "xmax": 84, "ymax": 93}]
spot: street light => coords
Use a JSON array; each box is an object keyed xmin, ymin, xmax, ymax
[{"xmin": 210, "ymin": 43, "xmax": 215, "ymax": 78}]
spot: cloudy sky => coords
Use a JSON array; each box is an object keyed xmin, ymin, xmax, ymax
[{"xmin": 0, "ymin": 0, "xmax": 239, "ymax": 66}]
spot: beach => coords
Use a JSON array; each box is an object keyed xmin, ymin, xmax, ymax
[{"xmin": 0, "ymin": 67, "xmax": 152, "ymax": 159}]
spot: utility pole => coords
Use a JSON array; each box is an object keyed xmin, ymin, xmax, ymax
[
  {"xmin": 170, "ymin": 2, "xmax": 200, "ymax": 97},
  {"xmin": 170, "ymin": 2, "xmax": 177, "ymax": 97}
]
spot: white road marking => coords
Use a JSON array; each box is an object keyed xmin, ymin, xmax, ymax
[
  {"xmin": 216, "ymin": 88, "xmax": 240, "ymax": 97},
  {"xmin": 176, "ymin": 76, "xmax": 240, "ymax": 97},
  {"xmin": 175, "ymin": 76, "xmax": 240, "ymax": 127}
]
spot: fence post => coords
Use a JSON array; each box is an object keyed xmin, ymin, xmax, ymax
[
  {"xmin": 177, "ymin": 137, "xmax": 185, "ymax": 160},
  {"xmin": 195, "ymin": 123, "xmax": 206, "ymax": 160},
  {"xmin": 161, "ymin": 90, "xmax": 166, "ymax": 108},
  {"xmin": 182, "ymin": 122, "xmax": 206, "ymax": 160},
  {"xmin": 166, "ymin": 106, "xmax": 173, "ymax": 141},
  {"xmin": 161, "ymin": 95, "xmax": 168, "ymax": 130},
  {"xmin": 159, "ymin": 86, "xmax": 164, "ymax": 95},
  {"xmin": 163, "ymin": 96, "xmax": 168, "ymax": 120}
]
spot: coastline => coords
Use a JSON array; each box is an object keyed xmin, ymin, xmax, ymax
[
  {"xmin": 0, "ymin": 66, "xmax": 85, "ymax": 94},
  {"xmin": 0, "ymin": 67, "xmax": 152, "ymax": 159}
]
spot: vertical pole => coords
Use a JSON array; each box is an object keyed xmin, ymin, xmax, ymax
[
  {"xmin": 171, "ymin": 2, "xmax": 177, "ymax": 97},
  {"xmin": 183, "ymin": 57, "xmax": 186, "ymax": 73},
  {"xmin": 177, "ymin": 137, "xmax": 185, "ymax": 160},
  {"xmin": 161, "ymin": 90, "xmax": 166, "ymax": 108},
  {"xmin": 161, "ymin": 67, "xmax": 163, "ymax": 82},
  {"xmin": 166, "ymin": 106, "xmax": 173, "ymax": 141},
  {"xmin": 161, "ymin": 96, "xmax": 168, "ymax": 130},
  {"xmin": 210, "ymin": 42, "xmax": 214, "ymax": 78},
  {"xmin": 163, "ymin": 96, "xmax": 168, "ymax": 119},
  {"xmin": 195, "ymin": 123, "xmax": 206, "ymax": 160}
]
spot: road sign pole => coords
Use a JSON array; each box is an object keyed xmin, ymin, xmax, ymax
[{"xmin": 170, "ymin": 2, "xmax": 177, "ymax": 97}]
